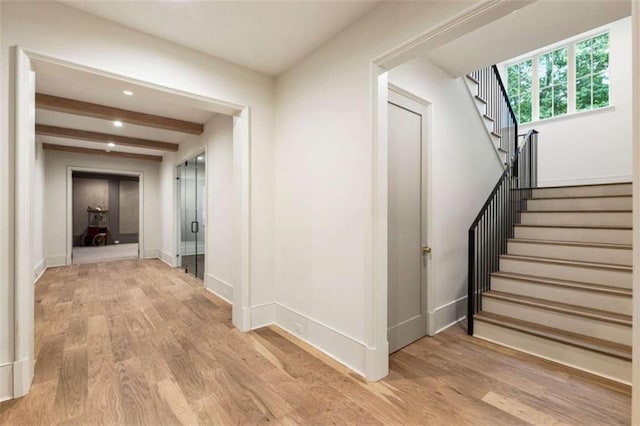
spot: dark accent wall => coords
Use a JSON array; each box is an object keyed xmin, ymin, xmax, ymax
[{"xmin": 72, "ymin": 172, "xmax": 140, "ymax": 246}]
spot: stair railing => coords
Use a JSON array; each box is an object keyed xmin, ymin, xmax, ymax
[
  {"xmin": 467, "ymin": 129, "xmax": 538, "ymax": 335},
  {"xmin": 469, "ymin": 65, "xmax": 518, "ymax": 162}
]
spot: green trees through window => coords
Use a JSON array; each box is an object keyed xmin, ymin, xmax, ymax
[
  {"xmin": 505, "ymin": 32, "xmax": 609, "ymax": 123},
  {"xmin": 507, "ymin": 60, "xmax": 532, "ymax": 124},
  {"xmin": 538, "ymin": 48, "xmax": 568, "ymax": 119},
  {"xmin": 576, "ymin": 33, "xmax": 609, "ymax": 111}
]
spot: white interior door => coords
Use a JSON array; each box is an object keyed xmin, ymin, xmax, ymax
[{"xmin": 387, "ymin": 89, "xmax": 430, "ymax": 354}]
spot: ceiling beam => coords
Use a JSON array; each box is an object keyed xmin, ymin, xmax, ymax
[
  {"xmin": 36, "ymin": 93, "xmax": 204, "ymax": 135},
  {"xmin": 43, "ymin": 143, "xmax": 163, "ymax": 162},
  {"xmin": 36, "ymin": 124, "xmax": 179, "ymax": 152}
]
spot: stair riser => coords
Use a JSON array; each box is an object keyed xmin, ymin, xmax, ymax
[
  {"xmin": 532, "ymin": 184, "xmax": 631, "ymax": 198},
  {"xmin": 482, "ymin": 298, "xmax": 631, "ymax": 345},
  {"xmin": 490, "ymin": 277, "xmax": 632, "ymax": 315},
  {"xmin": 514, "ymin": 226, "xmax": 632, "ymax": 245},
  {"xmin": 507, "ymin": 241, "xmax": 632, "ymax": 266},
  {"xmin": 520, "ymin": 212, "xmax": 631, "ymax": 227},
  {"xmin": 474, "ymin": 321, "xmax": 631, "ymax": 384},
  {"xmin": 499, "ymin": 258, "xmax": 631, "ymax": 288},
  {"xmin": 526, "ymin": 197, "xmax": 631, "ymax": 211}
]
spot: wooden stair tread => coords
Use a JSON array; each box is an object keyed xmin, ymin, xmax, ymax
[
  {"xmin": 509, "ymin": 238, "xmax": 632, "ymax": 250},
  {"xmin": 528, "ymin": 194, "xmax": 631, "ymax": 200},
  {"xmin": 514, "ymin": 224, "xmax": 632, "ymax": 230},
  {"xmin": 474, "ymin": 312, "xmax": 632, "ymax": 361},
  {"xmin": 492, "ymin": 271, "xmax": 632, "ymax": 296},
  {"xmin": 484, "ymin": 290, "xmax": 632, "ymax": 326},
  {"xmin": 523, "ymin": 210, "xmax": 632, "ymax": 213},
  {"xmin": 533, "ymin": 182, "xmax": 631, "ymax": 190},
  {"xmin": 501, "ymin": 253, "xmax": 632, "ymax": 271}
]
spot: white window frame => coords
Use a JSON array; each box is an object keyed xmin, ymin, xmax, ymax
[{"xmin": 504, "ymin": 29, "xmax": 610, "ymax": 123}]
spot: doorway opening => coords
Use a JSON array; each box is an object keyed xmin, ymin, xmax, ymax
[
  {"xmin": 71, "ymin": 171, "xmax": 140, "ymax": 264},
  {"xmin": 177, "ymin": 152, "xmax": 206, "ymax": 280}
]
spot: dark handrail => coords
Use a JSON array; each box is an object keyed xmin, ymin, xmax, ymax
[
  {"xmin": 467, "ymin": 129, "xmax": 538, "ymax": 335},
  {"xmin": 470, "ymin": 66, "xmax": 518, "ymax": 162},
  {"xmin": 491, "ymin": 65, "xmax": 518, "ymax": 127}
]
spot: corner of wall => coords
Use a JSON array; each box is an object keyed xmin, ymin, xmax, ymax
[
  {"xmin": 204, "ymin": 273, "xmax": 233, "ymax": 304},
  {"xmin": 158, "ymin": 250, "xmax": 176, "ymax": 267},
  {"xmin": 429, "ymin": 296, "xmax": 467, "ymax": 336}
]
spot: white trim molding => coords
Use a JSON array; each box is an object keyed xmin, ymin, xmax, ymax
[
  {"xmin": 45, "ymin": 256, "xmax": 67, "ymax": 268},
  {"xmin": 159, "ymin": 251, "xmax": 177, "ymax": 267},
  {"xmin": 630, "ymin": 0, "xmax": 639, "ymax": 423},
  {"xmin": 429, "ymin": 296, "xmax": 467, "ymax": 335},
  {"xmin": 33, "ymin": 259, "xmax": 46, "ymax": 284},
  {"xmin": 274, "ymin": 303, "xmax": 369, "ymax": 377},
  {"xmin": 204, "ymin": 274, "xmax": 233, "ymax": 304},
  {"xmin": 142, "ymin": 249, "xmax": 160, "ymax": 259},
  {"xmin": 0, "ymin": 363, "xmax": 13, "ymax": 402}
]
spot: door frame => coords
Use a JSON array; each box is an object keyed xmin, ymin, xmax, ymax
[
  {"xmin": 367, "ymin": 1, "xmax": 535, "ymax": 381},
  {"xmin": 386, "ymin": 84, "xmax": 434, "ymax": 353},
  {"xmin": 12, "ymin": 46, "xmax": 253, "ymax": 399},
  {"xmin": 66, "ymin": 166, "xmax": 144, "ymax": 265},
  {"xmin": 175, "ymin": 149, "xmax": 207, "ymax": 276}
]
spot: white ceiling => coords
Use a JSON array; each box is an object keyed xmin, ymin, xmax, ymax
[
  {"xmin": 427, "ymin": 0, "xmax": 632, "ymax": 77},
  {"xmin": 60, "ymin": 0, "xmax": 381, "ymax": 76},
  {"xmin": 33, "ymin": 58, "xmax": 218, "ymax": 157}
]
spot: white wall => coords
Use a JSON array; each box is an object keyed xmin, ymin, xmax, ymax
[
  {"xmin": 388, "ymin": 57, "xmax": 503, "ymax": 326},
  {"xmin": 508, "ymin": 17, "xmax": 632, "ymax": 186},
  {"xmin": 160, "ymin": 114, "xmax": 236, "ymax": 302},
  {"xmin": 0, "ymin": 0, "xmax": 275, "ymax": 388},
  {"xmin": 43, "ymin": 151, "xmax": 161, "ymax": 264},
  {"xmin": 273, "ymin": 1, "xmax": 479, "ymax": 374}
]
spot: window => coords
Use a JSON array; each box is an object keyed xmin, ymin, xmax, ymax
[
  {"xmin": 576, "ymin": 33, "xmax": 609, "ymax": 111},
  {"xmin": 505, "ymin": 31, "xmax": 609, "ymax": 123},
  {"xmin": 507, "ymin": 59, "xmax": 532, "ymax": 123},
  {"xmin": 538, "ymin": 48, "xmax": 568, "ymax": 119}
]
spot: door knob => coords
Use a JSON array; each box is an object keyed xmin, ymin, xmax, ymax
[{"xmin": 422, "ymin": 246, "xmax": 432, "ymax": 254}]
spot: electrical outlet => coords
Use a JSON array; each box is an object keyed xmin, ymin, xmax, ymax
[
  {"xmin": 114, "ymin": 240, "xmax": 120, "ymax": 244},
  {"xmin": 294, "ymin": 322, "xmax": 304, "ymax": 335}
]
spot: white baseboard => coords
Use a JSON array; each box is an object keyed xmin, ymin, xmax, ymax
[
  {"xmin": 46, "ymin": 256, "xmax": 67, "ymax": 268},
  {"xmin": 143, "ymin": 249, "xmax": 160, "ymax": 259},
  {"xmin": 538, "ymin": 175, "xmax": 632, "ymax": 187},
  {"xmin": 159, "ymin": 251, "xmax": 176, "ymax": 267},
  {"xmin": 272, "ymin": 303, "xmax": 368, "ymax": 377},
  {"xmin": 250, "ymin": 303, "xmax": 275, "ymax": 329},
  {"xmin": 204, "ymin": 274, "xmax": 233, "ymax": 304},
  {"xmin": 33, "ymin": 258, "xmax": 46, "ymax": 283},
  {"xmin": 12, "ymin": 357, "xmax": 33, "ymax": 398},
  {"xmin": 430, "ymin": 296, "xmax": 467, "ymax": 335},
  {"xmin": 0, "ymin": 363, "xmax": 12, "ymax": 402}
]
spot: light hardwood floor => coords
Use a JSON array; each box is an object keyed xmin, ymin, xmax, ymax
[{"xmin": 0, "ymin": 259, "xmax": 630, "ymax": 425}]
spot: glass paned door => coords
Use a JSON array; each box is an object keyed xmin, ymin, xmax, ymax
[{"xmin": 177, "ymin": 153, "xmax": 206, "ymax": 280}]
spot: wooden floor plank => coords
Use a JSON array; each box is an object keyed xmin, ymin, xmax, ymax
[{"xmin": 0, "ymin": 259, "xmax": 630, "ymax": 425}]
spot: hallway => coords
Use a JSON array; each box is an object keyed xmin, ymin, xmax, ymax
[{"xmin": 0, "ymin": 260, "xmax": 630, "ymax": 425}]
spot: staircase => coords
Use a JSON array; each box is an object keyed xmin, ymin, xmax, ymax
[
  {"xmin": 473, "ymin": 182, "xmax": 632, "ymax": 384},
  {"xmin": 465, "ymin": 65, "xmax": 632, "ymax": 385},
  {"xmin": 464, "ymin": 67, "xmax": 515, "ymax": 165}
]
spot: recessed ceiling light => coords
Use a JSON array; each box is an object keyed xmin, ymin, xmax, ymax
[
  {"xmin": 107, "ymin": 142, "xmax": 116, "ymax": 147},
  {"xmin": 113, "ymin": 120, "xmax": 123, "ymax": 127},
  {"xmin": 123, "ymin": 90, "xmax": 134, "ymax": 96}
]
